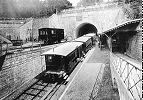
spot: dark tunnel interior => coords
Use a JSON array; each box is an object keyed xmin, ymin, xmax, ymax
[{"xmin": 76, "ymin": 23, "xmax": 97, "ymax": 38}]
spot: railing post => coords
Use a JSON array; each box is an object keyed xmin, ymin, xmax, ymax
[{"xmin": 120, "ymin": 62, "xmax": 128, "ymax": 77}]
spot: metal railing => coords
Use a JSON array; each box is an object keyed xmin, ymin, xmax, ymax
[{"xmin": 111, "ymin": 53, "xmax": 142, "ymax": 100}]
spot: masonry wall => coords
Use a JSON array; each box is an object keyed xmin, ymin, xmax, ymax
[
  {"xmin": 0, "ymin": 23, "xmax": 23, "ymax": 40},
  {"xmin": 32, "ymin": 18, "xmax": 49, "ymax": 40},
  {"xmin": 0, "ymin": 49, "xmax": 46, "ymax": 99},
  {"xmin": 19, "ymin": 19, "xmax": 33, "ymax": 41},
  {"xmin": 59, "ymin": 14, "xmax": 76, "ymax": 39},
  {"xmin": 126, "ymin": 31, "xmax": 142, "ymax": 61}
]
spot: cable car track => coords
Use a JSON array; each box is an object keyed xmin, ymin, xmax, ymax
[
  {"xmin": 3, "ymin": 43, "xmax": 64, "ymax": 56},
  {"xmin": 14, "ymin": 79, "xmax": 65, "ymax": 100}
]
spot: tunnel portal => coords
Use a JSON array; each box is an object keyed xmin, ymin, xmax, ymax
[{"xmin": 76, "ymin": 23, "xmax": 97, "ymax": 38}]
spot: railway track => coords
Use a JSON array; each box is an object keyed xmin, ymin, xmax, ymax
[
  {"xmin": 14, "ymin": 78, "xmax": 65, "ymax": 100},
  {"xmin": 2, "ymin": 43, "xmax": 64, "ymax": 55}
]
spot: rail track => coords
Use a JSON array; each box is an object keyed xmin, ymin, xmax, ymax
[
  {"xmin": 1, "ymin": 42, "xmax": 65, "ymax": 57},
  {"xmin": 8, "ymin": 43, "xmax": 61, "ymax": 53},
  {"xmin": 14, "ymin": 78, "xmax": 65, "ymax": 100}
]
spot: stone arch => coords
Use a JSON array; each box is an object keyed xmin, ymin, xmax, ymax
[{"xmin": 76, "ymin": 23, "xmax": 98, "ymax": 38}]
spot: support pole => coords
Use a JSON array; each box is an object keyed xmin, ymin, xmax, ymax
[
  {"xmin": 108, "ymin": 37, "xmax": 112, "ymax": 52},
  {"xmin": 0, "ymin": 43, "xmax": 2, "ymax": 56}
]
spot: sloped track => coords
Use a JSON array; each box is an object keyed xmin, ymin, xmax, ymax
[{"xmin": 14, "ymin": 78, "xmax": 65, "ymax": 100}]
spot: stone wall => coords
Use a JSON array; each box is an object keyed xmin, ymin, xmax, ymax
[
  {"xmin": 0, "ymin": 49, "xmax": 46, "ymax": 99},
  {"xmin": 58, "ymin": 14, "xmax": 76, "ymax": 39},
  {"xmin": 126, "ymin": 31, "xmax": 142, "ymax": 61},
  {"xmin": 32, "ymin": 17, "xmax": 49, "ymax": 40},
  {"xmin": 19, "ymin": 19, "xmax": 33, "ymax": 41},
  {"xmin": 0, "ymin": 23, "xmax": 22, "ymax": 40}
]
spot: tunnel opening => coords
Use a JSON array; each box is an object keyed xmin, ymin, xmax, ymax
[{"xmin": 76, "ymin": 23, "xmax": 97, "ymax": 38}]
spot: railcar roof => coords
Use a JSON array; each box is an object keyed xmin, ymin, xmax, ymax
[
  {"xmin": 39, "ymin": 28, "xmax": 64, "ymax": 30},
  {"xmin": 73, "ymin": 36, "xmax": 91, "ymax": 42},
  {"xmin": 42, "ymin": 42, "xmax": 83, "ymax": 56},
  {"xmin": 84, "ymin": 33, "xmax": 96, "ymax": 37}
]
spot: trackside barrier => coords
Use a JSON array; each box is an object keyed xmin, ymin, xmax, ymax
[{"xmin": 110, "ymin": 53, "xmax": 142, "ymax": 100}]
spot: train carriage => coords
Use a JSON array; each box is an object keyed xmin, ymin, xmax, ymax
[
  {"xmin": 83, "ymin": 33, "xmax": 97, "ymax": 45},
  {"xmin": 73, "ymin": 36, "xmax": 92, "ymax": 53},
  {"xmin": 42, "ymin": 42, "xmax": 83, "ymax": 81},
  {"xmin": 38, "ymin": 28, "xmax": 64, "ymax": 45},
  {"xmin": 11, "ymin": 40, "xmax": 23, "ymax": 46}
]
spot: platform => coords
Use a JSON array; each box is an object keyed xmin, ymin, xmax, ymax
[{"xmin": 59, "ymin": 46, "xmax": 111, "ymax": 100}]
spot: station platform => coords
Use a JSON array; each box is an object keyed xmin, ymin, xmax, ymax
[{"xmin": 58, "ymin": 46, "xmax": 119, "ymax": 100}]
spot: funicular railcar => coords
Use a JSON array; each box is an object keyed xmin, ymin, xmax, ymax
[
  {"xmin": 41, "ymin": 33, "xmax": 95, "ymax": 82},
  {"xmin": 42, "ymin": 42, "xmax": 83, "ymax": 81},
  {"xmin": 38, "ymin": 28, "xmax": 64, "ymax": 45},
  {"xmin": 11, "ymin": 40, "xmax": 23, "ymax": 46},
  {"xmin": 83, "ymin": 33, "xmax": 97, "ymax": 45},
  {"xmin": 73, "ymin": 36, "xmax": 92, "ymax": 53}
]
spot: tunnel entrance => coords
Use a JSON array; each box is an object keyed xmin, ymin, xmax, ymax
[{"xmin": 76, "ymin": 23, "xmax": 97, "ymax": 38}]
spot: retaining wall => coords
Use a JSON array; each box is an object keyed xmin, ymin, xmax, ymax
[
  {"xmin": 0, "ymin": 49, "xmax": 46, "ymax": 99},
  {"xmin": 126, "ymin": 31, "xmax": 142, "ymax": 61}
]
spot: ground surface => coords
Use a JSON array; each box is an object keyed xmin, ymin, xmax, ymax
[{"xmin": 95, "ymin": 65, "xmax": 120, "ymax": 100}]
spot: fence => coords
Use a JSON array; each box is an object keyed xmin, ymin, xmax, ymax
[{"xmin": 110, "ymin": 53, "xmax": 142, "ymax": 100}]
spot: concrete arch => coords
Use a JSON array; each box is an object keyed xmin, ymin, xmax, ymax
[{"xmin": 76, "ymin": 23, "xmax": 98, "ymax": 38}]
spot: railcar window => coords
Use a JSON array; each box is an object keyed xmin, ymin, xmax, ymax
[
  {"xmin": 48, "ymin": 56, "xmax": 52, "ymax": 62},
  {"xmin": 51, "ymin": 30, "xmax": 54, "ymax": 34},
  {"xmin": 86, "ymin": 39, "xmax": 91, "ymax": 47},
  {"xmin": 68, "ymin": 51, "xmax": 77, "ymax": 61}
]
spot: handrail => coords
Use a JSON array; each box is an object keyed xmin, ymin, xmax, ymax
[{"xmin": 113, "ymin": 54, "xmax": 142, "ymax": 71}]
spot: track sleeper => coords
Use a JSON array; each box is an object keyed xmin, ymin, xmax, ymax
[
  {"xmin": 24, "ymin": 93, "xmax": 40, "ymax": 97},
  {"xmin": 31, "ymin": 88, "xmax": 46, "ymax": 91}
]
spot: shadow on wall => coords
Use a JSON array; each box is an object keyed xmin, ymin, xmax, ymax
[{"xmin": 76, "ymin": 23, "xmax": 98, "ymax": 38}]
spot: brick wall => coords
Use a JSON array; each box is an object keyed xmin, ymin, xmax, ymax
[{"xmin": 0, "ymin": 49, "xmax": 46, "ymax": 99}]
